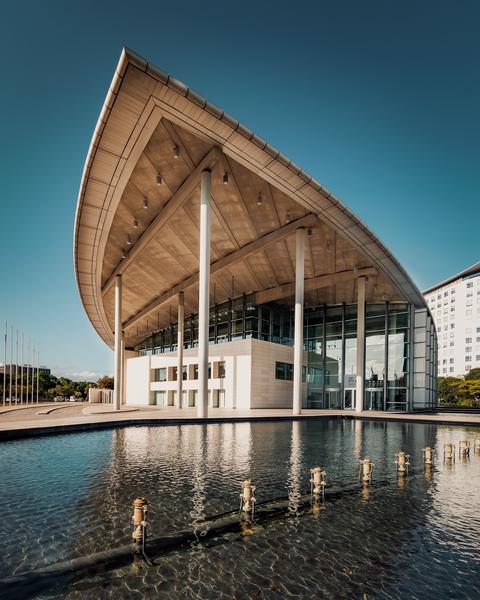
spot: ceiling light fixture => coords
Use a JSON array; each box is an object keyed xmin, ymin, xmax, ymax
[
  {"xmin": 173, "ymin": 145, "xmax": 180, "ymax": 158},
  {"xmin": 307, "ymin": 227, "xmax": 313, "ymax": 237},
  {"xmin": 127, "ymin": 234, "xmax": 132, "ymax": 246},
  {"xmin": 133, "ymin": 218, "xmax": 139, "ymax": 229},
  {"xmin": 156, "ymin": 173, "xmax": 162, "ymax": 185},
  {"xmin": 256, "ymin": 192, "xmax": 263, "ymax": 206},
  {"xmin": 285, "ymin": 212, "xmax": 291, "ymax": 224},
  {"xmin": 143, "ymin": 197, "xmax": 149, "ymax": 209},
  {"xmin": 223, "ymin": 172, "xmax": 229, "ymax": 185},
  {"xmin": 121, "ymin": 249, "xmax": 127, "ymax": 259}
]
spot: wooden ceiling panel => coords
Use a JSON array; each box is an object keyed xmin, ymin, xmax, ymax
[
  {"xmin": 155, "ymin": 223, "xmax": 198, "ymax": 274},
  {"xmin": 172, "ymin": 122, "xmax": 213, "ymax": 166},
  {"xmin": 129, "ymin": 153, "xmax": 174, "ymax": 204},
  {"xmin": 246, "ymin": 250, "xmax": 279, "ymax": 290},
  {"xmin": 227, "ymin": 158, "xmax": 280, "ymax": 236},
  {"xmin": 143, "ymin": 121, "xmax": 194, "ymax": 192},
  {"xmin": 264, "ymin": 239, "xmax": 295, "ymax": 286},
  {"xmin": 270, "ymin": 186, "xmax": 307, "ymax": 225}
]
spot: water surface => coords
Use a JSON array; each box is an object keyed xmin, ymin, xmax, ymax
[{"xmin": 1, "ymin": 419, "xmax": 479, "ymax": 598}]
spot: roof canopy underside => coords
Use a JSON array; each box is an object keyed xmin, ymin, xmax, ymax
[{"xmin": 74, "ymin": 49, "xmax": 426, "ymax": 349}]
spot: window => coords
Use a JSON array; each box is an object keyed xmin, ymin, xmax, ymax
[
  {"xmin": 275, "ymin": 361, "xmax": 294, "ymax": 381},
  {"xmin": 467, "ymin": 282, "xmax": 473, "ymax": 288},
  {"xmin": 449, "ymin": 358, "xmax": 454, "ymax": 364},
  {"xmin": 449, "ymin": 367, "xmax": 454, "ymax": 372},
  {"xmin": 466, "ymin": 337, "xmax": 472, "ymax": 343},
  {"xmin": 450, "ymin": 323, "xmax": 455, "ymax": 329},
  {"xmin": 466, "ymin": 347, "xmax": 472, "ymax": 353},
  {"xmin": 154, "ymin": 368, "xmax": 167, "ymax": 382},
  {"xmin": 465, "ymin": 356, "xmax": 472, "ymax": 362},
  {"xmin": 218, "ymin": 361, "xmax": 226, "ymax": 378}
]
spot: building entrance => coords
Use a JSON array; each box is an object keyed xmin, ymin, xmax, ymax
[{"xmin": 344, "ymin": 389, "xmax": 356, "ymax": 410}]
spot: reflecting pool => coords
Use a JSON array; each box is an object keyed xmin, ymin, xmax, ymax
[{"xmin": 1, "ymin": 419, "xmax": 480, "ymax": 598}]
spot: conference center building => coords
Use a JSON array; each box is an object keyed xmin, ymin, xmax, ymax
[{"xmin": 74, "ymin": 48, "xmax": 437, "ymax": 415}]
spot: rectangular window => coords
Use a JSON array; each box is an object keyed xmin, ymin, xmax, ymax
[
  {"xmin": 154, "ymin": 368, "xmax": 167, "ymax": 382},
  {"xmin": 275, "ymin": 361, "xmax": 294, "ymax": 381},
  {"xmin": 154, "ymin": 390, "xmax": 167, "ymax": 406},
  {"xmin": 218, "ymin": 361, "xmax": 226, "ymax": 378}
]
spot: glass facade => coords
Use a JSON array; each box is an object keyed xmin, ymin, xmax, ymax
[{"xmin": 137, "ymin": 294, "xmax": 422, "ymax": 411}]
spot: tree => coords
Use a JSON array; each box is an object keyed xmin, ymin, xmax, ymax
[
  {"xmin": 465, "ymin": 368, "xmax": 480, "ymax": 381},
  {"xmin": 438, "ymin": 375, "xmax": 480, "ymax": 406},
  {"xmin": 97, "ymin": 375, "xmax": 114, "ymax": 390}
]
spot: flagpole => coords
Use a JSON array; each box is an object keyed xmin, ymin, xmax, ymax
[
  {"xmin": 9, "ymin": 325, "xmax": 13, "ymax": 403},
  {"xmin": 2, "ymin": 321, "xmax": 6, "ymax": 407},
  {"xmin": 20, "ymin": 333, "xmax": 24, "ymax": 405},
  {"xmin": 36, "ymin": 344, "xmax": 39, "ymax": 403},
  {"xmin": 26, "ymin": 338, "xmax": 30, "ymax": 406},
  {"xmin": 31, "ymin": 343, "xmax": 34, "ymax": 404},
  {"xmin": 15, "ymin": 329, "xmax": 18, "ymax": 405}
]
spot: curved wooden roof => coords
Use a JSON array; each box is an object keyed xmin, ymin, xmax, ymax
[{"xmin": 74, "ymin": 48, "xmax": 426, "ymax": 349}]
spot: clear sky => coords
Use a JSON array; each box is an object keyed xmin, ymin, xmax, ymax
[{"xmin": 0, "ymin": 0, "xmax": 478, "ymax": 379}]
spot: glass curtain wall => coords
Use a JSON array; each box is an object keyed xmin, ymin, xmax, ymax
[
  {"xmin": 387, "ymin": 304, "xmax": 410, "ymax": 410},
  {"xmin": 137, "ymin": 295, "xmax": 412, "ymax": 412}
]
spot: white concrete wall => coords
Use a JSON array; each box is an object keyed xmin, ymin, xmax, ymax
[
  {"xmin": 124, "ymin": 337, "xmax": 310, "ymax": 409},
  {"xmin": 125, "ymin": 339, "xmax": 252, "ymax": 408},
  {"xmin": 125, "ymin": 355, "xmax": 151, "ymax": 405},
  {"xmin": 250, "ymin": 339, "xmax": 307, "ymax": 409}
]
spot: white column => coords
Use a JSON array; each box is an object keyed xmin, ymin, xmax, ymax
[
  {"xmin": 120, "ymin": 336, "xmax": 125, "ymax": 406},
  {"xmin": 293, "ymin": 227, "xmax": 305, "ymax": 415},
  {"xmin": 198, "ymin": 169, "xmax": 211, "ymax": 418},
  {"xmin": 355, "ymin": 276, "xmax": 366, "ymax": 413},
  {"xmin": 113, "ymin": 274, "xmax": 123, "ymax": 411},
  {"xmin": 177, "ymin": 291, "xmax": 184, "ymax": 408}
]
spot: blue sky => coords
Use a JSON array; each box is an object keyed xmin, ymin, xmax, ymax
[{"xmin": 0, "ymin": 0, "xmax": 478, "ymax": 379}]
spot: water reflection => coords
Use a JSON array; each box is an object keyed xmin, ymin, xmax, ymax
[
  {"xmin": 287, "ymin": 421, "xmax": 302, "ymax": 514},
  {"xmin": 1, "ymin": 420, "xmax": 480, "ymax": 600}
]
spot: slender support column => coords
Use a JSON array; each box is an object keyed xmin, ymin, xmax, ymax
[
  {"xmin": 120, "ymin": 336, "xmax": 125, "ymax": 406},
  {"xmin": 356, "ymin": 276, "xmax": 367, "ymax": 413},
  {"xmin": 293, "ymin": 227, "xmax": 305, "ymax": 415},
  {"xmin": 198, "ymin": 170, "xmax": 211, "ymax": 418},
  {"xmin": 114, "ymin": 274, "xmax": 123, "ymax": 411},
  {"xmin": 177, "ymin": 291, "xmax": 184, "ymax": 409}
]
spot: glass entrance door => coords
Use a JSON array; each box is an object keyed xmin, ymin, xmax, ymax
[
  {"xmin": 365, "ymin": 389, "xmax": 384, "ymax": 411},
  {"xmin": 344, "ymin": 389, "xmax": 356, "ymax": 410}
]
